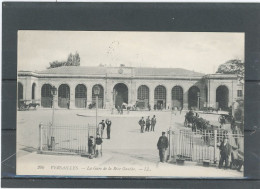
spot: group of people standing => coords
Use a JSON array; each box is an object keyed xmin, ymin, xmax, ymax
[
  {"xmin": 138, "ymin": 115, "xmax": 157, "ymax": 133},
  {"xmin": 88, "ymin": 119, "xmax": 112, "ymax": 159},
  {"xmin": 97, "ymin": 119, "xmax": 112, "ymax": 139}
]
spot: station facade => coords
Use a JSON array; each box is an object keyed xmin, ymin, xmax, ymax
[{"xmin": 17, "ymin": 66, "xmax": 243, "ymax": 110}]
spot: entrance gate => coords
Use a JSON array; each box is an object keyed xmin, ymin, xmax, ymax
[
  {"xmin": 58, "ymin": 84, "xmax": 70, "ymax": 108},
  {"xmin": 168, "ymin": 129, "xmax": 244, "ymax": 163},
  {"xmin": 113, "ymin": 83, "xmax": 128, "ymax": 108}
]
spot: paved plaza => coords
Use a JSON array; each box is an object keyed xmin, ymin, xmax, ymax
[{"xmin": 17, "ymin": 108, "xmax": 243, "ymax": 177}]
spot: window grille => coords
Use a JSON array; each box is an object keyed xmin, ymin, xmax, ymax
[
  {"xmin": 41, "ymin": 84, "xmax": 52, "ymax": 97},
  {"xmin": 58, "ymin": 84, "xmax": 70, "ymax": 98},
  {"xmin": 172, "ymin": 86, "xmax": 183, "ymax": 101},
  {"xmin": 154, "ymin": 85, "xmax": 166, "ymax": 100},
  {"xmin": 137, "ymin": 85, "xmax": 149, "ymax": 100},
  {"xmin": 75, "ymin": 84, "xmax": 87, "ymax": 98},
  {"xmin": 237, "ymin": 90, "xmax": 243, "ymax": 97}
]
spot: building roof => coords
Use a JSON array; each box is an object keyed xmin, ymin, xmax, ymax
[{"xmin": 35, "ymin": 66, "xmax": 204, "ymax": 77}]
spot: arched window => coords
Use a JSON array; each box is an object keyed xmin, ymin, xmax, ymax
[
  {"xmin": 188, "ymin": 86, "xmax": 200, "ymax": 110},
  {"xmin": 137, "ymin": 85, "xmax": 149, "ymax": 109},
  {"xmin": 75, "ymin": 84, "xmax": 87, "ymax": 108},
  {"xmin": 154, "ymin": 85, "xmax": 166, "ymax": 109},
  {"xmin": 172, "ymin": 86, "xmax": 183, "ymax": 108},
  {"xmin": 32, "ymin": 83, "xmax": 36, "ymax": 100},
  {"xmin": 58, "ymin": 84, "xmax": 70, "ymax": 108},
  {"xmin": 216, "ymin": 85, "xmax": 229, "ymax": 110},
  {"xmin": 41, "ymin": 84, "xmax": 52, "ymax": 107}
]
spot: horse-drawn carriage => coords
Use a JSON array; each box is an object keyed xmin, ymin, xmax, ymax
[{"xmin": 18, "ymin": 100, "xmax": 40, "ymax": 111}]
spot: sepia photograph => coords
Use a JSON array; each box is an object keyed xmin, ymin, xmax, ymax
[{"xmin": 16, "ymin": 31, "xmax": 244, "ymax": 177}]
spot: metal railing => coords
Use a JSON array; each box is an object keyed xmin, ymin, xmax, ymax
[
  {"xmin": 38, "ymin": 123, "xmax": 96, "ymax": 155},
  {"xmin": 169, "ymin": 129, "xmax": 244, "ymax": 164}
]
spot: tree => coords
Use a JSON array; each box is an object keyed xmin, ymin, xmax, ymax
[
  {"xmin": 48, "ymin": 52, "xmax": 81, "ymax": 69},
  {"xmin": 216, "ymin": 59, "xmax": 244, "ymax": 83}
]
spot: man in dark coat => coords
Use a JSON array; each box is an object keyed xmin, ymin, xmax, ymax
[
  {"xmin": 151, "ymin": 115, "xmax": 156, "ymax": 132},
  {"xmin": 139, "ymin": 117, "xmax": 145, "ymax": 133},
  {"xmin": 95, "ymin": 134, "xmax": 103, "ymax": 157},
  {"xmin": 98, "ymin": 120, "xmax": 106, "ymax": 138},
  {"xmin": 88, "ymin": 136, "xmax": 94, "ymax": 156},
  {"xmin": 218, "ymin": 137, "xmax": 232, "ymax": 169},
  {"xmin": 157, "ymin": 132, "xmax": 168, "ymax": 162},
  {"xmin": 105, "ymin": 119, "xmax": 112, "ymax": 139},
  {"xmin": 145, "ymin": 116, "xmax": 151, "ymax": 132}
]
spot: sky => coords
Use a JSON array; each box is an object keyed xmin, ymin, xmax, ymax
[{"xmin": 18, "ymin": 31, "xmax": 244, "ymax": 74}]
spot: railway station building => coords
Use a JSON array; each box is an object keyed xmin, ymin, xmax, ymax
[{"xmin": 17, "ymin": 66, "xmax": 243, "ymax": 110}]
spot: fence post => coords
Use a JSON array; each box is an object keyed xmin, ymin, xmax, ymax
[
  {"xmin": 39, "ymin": 123, "xmax": 42, "ymax": 153},
  {"xmin": 214, "ymin": 129, "xmax": 217, "ymax": 164}
]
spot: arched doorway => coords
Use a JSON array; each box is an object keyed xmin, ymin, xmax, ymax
[
  {"xmin": 113, "ymin": 83, "xmax": 128, "ymax": 108},
  {"xmin": 188, "ymin": 86, "xmax": 200, "ymax": 109},
  {"xmin": 75, "ymin": 84, "xmax": 87, "ymax": 108},
  {"xmin": 216, "ymin": 85, "xmax": 229, "ymax": 110},
  {"xmin": 32, "ymin": 83, "xmax": 36, "ymax": 101},
  {"xmin": 18, "ymin": 82, "xmax": 23, "ymax": 101},
  {"xmin": 41, "ymin": 84, "xmax": 52, "ymax": 108},
  {"xmin": 58, "ymin": 84, "xmax": 70, "ymax": 108},
  {"xmin": 137, "ymin": 85, "xmax": 149, "ymax": 109},
  {"xmin": 92, "ymin": 84, "xmax": 104, "ymax": 108},
  {"xmin": 172, "ymin": 86, "xmax": 183, "ymax": 109},
  {"xmin": 154, "ymin": 85, "xmax": 166, "ymax": 110}
]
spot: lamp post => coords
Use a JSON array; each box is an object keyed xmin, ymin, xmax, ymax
[
  {"xmin": 197, "ymin": 91, "xmax": 200, "ymax": 110},
  {"xmin": 51, "ymin": 86, "xmax": 57, "ymax": 126},
  {"xmin": 93, "ymin": 85, "xmax": 100, "ymax": 135},
  {"xmin": 49, "ymin": 86, "xmax": 57, "ymax": 150}
]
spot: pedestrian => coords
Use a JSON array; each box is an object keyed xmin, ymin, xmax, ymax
[
  {"xmin": 67, "ymin": 99, "xmax": 70, "ymax": 109},
  {"xmin": 145, "ymin": 116, "xmax": 151, "ymax": 132},
  {"xmin": 157, "ymin": 132, "xmax": 168, "ymax": 163},
  {"xmin": 97, "ymin": 120, "xmax": 105, "ymax": 138},
  {"xmin": 117, "ymin": 106, "xmax": 120, "ymax": 114},
  {"xmin": 232, "ymin": 125, "xmax": 241, "ymax": 146},
  {"xmin": 95, "ymin": 134, "xmax": 103, "ymax": 157},
  {"xmin": 138, "ymin": 117, "xmax": 145, "ymax": 133},
  {"xmin": 105, "ymin": 119, "xmax": 112, "ymax": 139},
  {"xmin": 151, "ymin": 115, "xmax": 156, "ymax": 131},
  {"xmin": 88, "ymin": 136, "xmax": 94, "ymax": 158},
  {"xmin": 148, "ymin": 104, "xmax": 151, "ymax": 111},
  {"xmin": 218, "ymin": 136, "xmax": 232, "ymax": 169}
]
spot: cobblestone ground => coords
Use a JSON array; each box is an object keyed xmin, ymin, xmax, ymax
[{"xmin": 17, "ymin": 108, "xmax": 243, "ymax": 177}]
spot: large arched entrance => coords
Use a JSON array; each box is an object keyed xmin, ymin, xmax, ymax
[
  {"xmin": 216, "ymin": 85, "xmax": 229, "ymax": 110},
  {"xmin": 41, "ymin": 84, "xmax": 52, "ymax": 108},
  {"xmin": 32, "ymin": 83, "xmax": 36, "ymax": 100},
  {"xmin": 58, "ymin": 84, "xmax": 70, "ymax": 108},
  {"xmin": 154, "ymin": 85, "xmax": 166, "ymax": 110},
  {"xmin": 188, "ymin": 86, "xmax": 200, "ymax": 109},
  {"xmin": 92, "ymin": 84, "xmax": 104, "ymax": 108},
  {"xmin": 18, "ymin": 82, "xmax": 23, "ymax": 101},
  {"xmin": 137, "ymin": 85, "xmax": 149, "ymax": 109},
  {"xmin": 172, "ymin": 86, "xmax": 183, "ymax": 109},
  {"xmin": 75, "ymin": 84, "xmax": 87, "ymax": 108},
  {"xmin": 113, "ymin": 83, "xmax": 128, "ymax": 108}
]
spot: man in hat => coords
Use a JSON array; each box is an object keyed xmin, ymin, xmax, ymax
[
  {"xmin": 105, "ymin": 119, "xmax": 112, "ymax": 139},
  {"xmin": 218, "ymin": 136, "xmax": 232, "ymax": 169},
  {"xmin": 95, "ymin": 134, "xmax": 103, "ymax": 157},
  {"xmin": 157, "ymin": 132, "xmax": 169, "ymax": 162},
  {"xmin": 98, "ymin": 120, "xmax": 106, "ymax": 138},
  {"xmin": 151, "ymin": 115, "xmax": 157, "ymax": 132},
  {"xmin": 139, "ymin": 117, "xmax": 145, "ymax": 133},
  {"xmin": 145, "ymin": 116, "xmax": 151, "ymax": 132},
  {"xmin": 88, "ymin": 136, "xmax": 94, "ymax": 157}
]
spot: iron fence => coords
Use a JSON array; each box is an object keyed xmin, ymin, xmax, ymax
[
  {"xmin": 168, "ymin": 129, "xmax": 244, "ymax": 164},
  {"xmin": 38, "ymin": 123, "xmax": 96, "ymax": 155}
]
